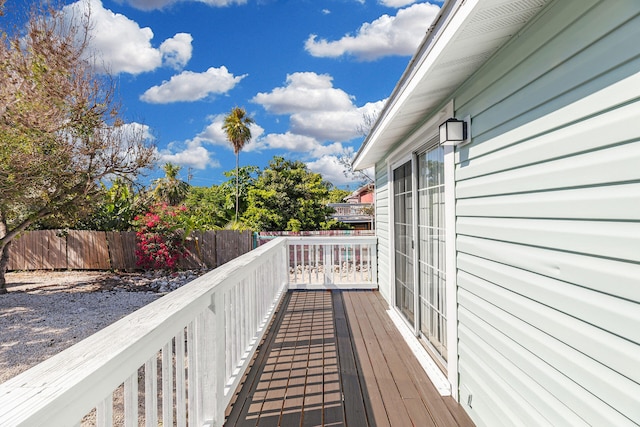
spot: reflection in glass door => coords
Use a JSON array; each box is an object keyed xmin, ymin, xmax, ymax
[
  {"xmin": 393, "ymin": 161, "xmax": 414, "ymax": 325},
  {"xmin": 417, "ymin": 144, "xmax": 447, "ymax": 362}
]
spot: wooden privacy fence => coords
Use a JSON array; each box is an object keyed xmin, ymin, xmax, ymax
[{"xmin": 7, "ymin": 229, "xmax": 254, "ymax": 271}]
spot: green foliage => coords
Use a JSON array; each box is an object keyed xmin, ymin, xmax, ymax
[
  {"xmin": 76, "ymin": 180, "xmax": 143, "ymax": 231},
  {"xmin": 182, "ymin": 186, "xmax": 230, "ymax": 230},
  {"xmin": 152, "ymin": 163, "xmax": 190, "ymax": 205},
  {"xmin": 133, "ymin": 203, "xmax": 189, "ymax": 270},
  {"xmin": 222, "ymin": 107, "xmax": 254, "ymax": 221},
  {"xmin": 242, "ymin": 156, "xmax": 337, "ymax": 231},
  {"xmin": 0, "ymin": 2, "xmax": 155, "ymax": 290},
  {"xmin": 328, "ymin": 188, "xmax": 351, "ymax": 203}
]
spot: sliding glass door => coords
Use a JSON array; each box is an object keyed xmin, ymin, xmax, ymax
[
  {"xmin": 417, "ymin": 144, "xmax": 447, "ymax": 362},
  {"xmin": 393, "ymin": 140, "xmax": 448, "ymax": 364},
  {"xmin": 393, "ymin": 160, "xmax": 414, "ymax": 325}
]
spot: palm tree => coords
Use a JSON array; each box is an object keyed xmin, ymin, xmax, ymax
[
  {"xmin": 222, "ymin": 107, "xmax": 254, "ymax": 221},
  {"xmin": 152, "ymin": 162, "xmax": 190, "ymax": 205}
]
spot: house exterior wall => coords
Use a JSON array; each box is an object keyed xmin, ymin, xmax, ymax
[
  {"xmin": 374, "ymin": 160, "xmax": 391, "ymax": 302},
  {"xmin": 451, "ymin": 0, "xmax": 640, "ymax": 426},
  {"xmin": 360, "ymin": 192, "xmax": 374, "ymax": 204},
  {"xmin": 372, "ymin": 0, "xmax": 640, "ymax": 425}
]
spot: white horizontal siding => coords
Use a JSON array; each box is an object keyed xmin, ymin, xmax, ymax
[
  {"xmin": 456, "ymin": 140, "xmax": 640, "ymax": 198},
  {"xmin": 375, "ymin": 162, "xmax": 392, "ymax": 302},
  {"xmin": 456, "ymin": 235, "xmax": 640, "ymax": 303},
  {"xmin": 452, "ymin": 0, "xmax": 640, "ymax": 425},
  {"xmin": 458, "ymin": 297, "xmax": 639, "ymax": 426},
  {"xmin": 456, "ymin": 216, "xmax": 640, "ymax": 262},
  {"xmin": 456, "ymin": 182, "xmax": 640, "ymax": 220}
]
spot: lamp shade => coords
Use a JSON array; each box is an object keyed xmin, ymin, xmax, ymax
[{"xmin": 439, "ymin": 118, "xmax": 467, "ymax": 145}]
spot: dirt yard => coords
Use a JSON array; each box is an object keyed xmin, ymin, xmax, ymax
[{"xmin": 0, "ymin": 270, "xmax": 201, "ymax": 383}]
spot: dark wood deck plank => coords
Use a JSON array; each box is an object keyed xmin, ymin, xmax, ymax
[
  {"xmin": 301, "ymin": 292, "xmax": 328, "ymax": 427},
  {"xmin": 361, "ymin": 291, "xmax": 464, "ymax": 427},
  {"xmin": 320, "ymin": 293, "xmax": 345, "ymax": 427},
  {"xmin": 333, "ymin": 291, "xmax": 369, "ymax": 427},
  {"xmin": 225, "ymin": 292, "xmax": 291, "ymax": 427},
  {"xmin": 343, "ymin": 292, "xmax": 422, "ymax": 427},
  {"xmin": 225, "ymin": 290, "xmax": 474, "ymax": 427},
  {"xmin": 340, "ymin": 292, "xmax": 392, "ymax": 427}
]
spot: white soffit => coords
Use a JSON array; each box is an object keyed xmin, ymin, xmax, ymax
[{"xmin": 353, "ymin": 0, "xmax": 550, "ymax": 170}]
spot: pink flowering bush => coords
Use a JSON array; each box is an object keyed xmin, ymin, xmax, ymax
[{"xmin": 133, "ymin": 203, "xmax": 189, "ymax": 270}]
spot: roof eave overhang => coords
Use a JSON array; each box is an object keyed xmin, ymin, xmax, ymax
[{"xmin": 353, "ymin": 0, "xmax": 550, "ymax": 171}]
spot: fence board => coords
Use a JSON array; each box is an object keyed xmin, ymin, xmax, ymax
[
  {"xmin": 7, "ymin": 229, "xmax": 254, "ymax": 272},
  {"xmin": 67, "ymin": 230, "xmax": 110, "ymax": 270},
  {"xmin": 7, "ymin": 230, "xmax": 67, "ymax": 271},
  {"xmin": 7, "ymin": 234, "xmax": 26, "ymax": 271},
  {"xmin": 215, "ymin": 230, "xmax": 252, "ymax": 267},
  {"xmin": 47, "ymin": 230, "xmax": 68, "ymax": 269},
  {"xmin": 106, "ymin": 231, "xmax": 137, "ymax": 271},
  {"xmin": 182, "ymin": 231, "xmax": 207, "ymax": 269}
]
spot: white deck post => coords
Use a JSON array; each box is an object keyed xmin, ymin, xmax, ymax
[
  {"xmin": 194, "ymin": 297, "xmax": 217, "ymax": 426},
  {"xmin": 210, "ymin": 290, "xmax": 227, "ymax": 426}
]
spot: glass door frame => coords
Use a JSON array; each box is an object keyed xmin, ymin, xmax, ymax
[{"xmin": 386, "ymin": 102, "xmax": 459, "ymax": 396}]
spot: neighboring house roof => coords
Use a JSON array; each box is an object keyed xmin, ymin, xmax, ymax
[
  {"xmin": 353, "ymin": 0, "xmax": 551, "ymax": 170},
  {"xmin": 345, "ymin": 183, "xmax": 374, "ymax": 203}
]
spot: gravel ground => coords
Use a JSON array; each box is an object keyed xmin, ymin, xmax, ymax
[{"xmin": 0, "ymin": 270, "xmax": 204, "ymax": 384}]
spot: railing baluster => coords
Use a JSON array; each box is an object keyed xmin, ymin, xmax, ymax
[
  {"xmin": 176, "ymin": 329, "xmax": 187, "ymax": 427},
  {"xmin": 292, "ymin": 243, "xmax": 298, "ymax": 284},
  {"xmin": 162, "ymin": 342, "xmax": 174, "ymax": 427},
  {"xmin": 144, "ymin": 356, "xmax": 158, "ymax": 426},
  {"xmin": 212, "ymin": 290, "xmax": 226, "ymax": 427},
  {"xmin": 225, "ymin": 290, "xmax": 232, "ymax": 380},
  {"xmin": 96, "ymin": 393, "xmax": 113, "ymax": 427},
  {"xmin": 187, "ymin": 322, "xmax": 196, "ymax": 426},
  {"xmin": 315, "ymin": 244, "xmax": 320, "ymax": 283},
  {"xmin": 124, "ymin": 373, "xmax": 138, "ymax": 427},
  {"xmin": 0, "ymin": 237, "xmax": 376, "ymax": 425}
]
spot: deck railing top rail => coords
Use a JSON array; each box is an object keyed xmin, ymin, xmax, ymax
[{"xmin": 0, "ymin": 236, "xmax": 378, "ymax": 427}]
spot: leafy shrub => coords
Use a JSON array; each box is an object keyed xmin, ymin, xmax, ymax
[{"xmin": 134, "ymin": 203, "xmax": 189, "ymax": 270}]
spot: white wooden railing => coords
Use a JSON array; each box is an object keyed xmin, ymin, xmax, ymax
[
  {"xmin": 0, "ymin": 236, "xmax": 377, "ymax": 427},
  {"xmin": 287, "ymin": 236, "xmax": 377, "ymax": 289}
]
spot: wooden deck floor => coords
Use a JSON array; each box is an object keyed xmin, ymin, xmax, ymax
[{"xmin": 225, "ymin": 290, "xmax": 474, "ymax": 427}]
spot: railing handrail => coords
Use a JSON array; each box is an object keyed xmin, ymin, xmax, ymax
[
  {"xmin": 0, "ymin": 237, "xmax": 289, "ymax": 427},
  {"xmin": 284, "ymin": 235, "xmax": 376, "ymax": 245},
  {"xmin": 327, "ymin": 202, "xmax": 373, "ymax": 207},
  {"xmin": 0, "ymin": 236, "xmax": 377, "ymax": 426}
]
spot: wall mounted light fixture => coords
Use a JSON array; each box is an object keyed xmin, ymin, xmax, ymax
[{"xmin": 439, "ymin": 117, "xmax": 469, "ymax": 145}]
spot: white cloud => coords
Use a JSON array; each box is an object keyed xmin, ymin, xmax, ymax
[
  {"xmin": 290, "ymin": 99, "xmax": 386, "ymax": 141},
  {"xmin": 119, "ymin": 0, "xmax": 247, "ymax": 11},
  {"xmin": 380, "ymin": 0, "xmax": 418, "ymax": 7},
  {"xmin": 116, "ymin": 122, "xmax": 155, "ymax": 141},
  {"xmin": 252, "ymin": 72, "xmax": 354, "ymax": 114},
  {"xmin": 190, "ymin": 114, "xmax": 264, "ymax": 151},
  {"xmin": 63, "ymin": 0, "xmax": 193, "ymax": 75},
  {"xmin": 249, "ymin": 133, "xmax": 344, "ymax": 158},
  {"xmin": 305, "ymin": 2, "xmax": 439, "ymax": 60},
  {"xmin": 154, "ymin": 113, "xmax": 263, "ymax": 171},
  {"xmin": 306, "ymin": 155, "xmax": 365, "ymax": 187},
  {"xmin": 140, "ymin": 67, "xmax": 246, "ymax": 103},
  {"xmin": 156, "ymin": 140, "xmax": 219, "ymax": 170},
  {"xmin": 160, "ymin": 33, "xmax": 193, "ymax": 70},
  {"xmin": 252, "ymin": 72, "xmax": 385, "ymax": 142}
]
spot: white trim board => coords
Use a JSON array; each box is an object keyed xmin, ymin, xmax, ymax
[{"xmin": 386, "ymin": 307, "xmax": 452, "ymax": 396}]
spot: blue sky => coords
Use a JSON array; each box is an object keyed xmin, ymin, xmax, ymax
[{"xmin": 59, "ymin": 0, "xmax": 442, "ymax": 189}]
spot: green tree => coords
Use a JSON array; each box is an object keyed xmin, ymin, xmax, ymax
[
  {"xmin": 152, "ymin": 163, "xmax": 190, "ymax": 205},
  {"xmin": 328, "ymin": 188, "xmax": 351, "ymax": 203},
  {"xmin": 0, "ymin": 4, "xmax": 155, "ymax": 292},
  {"xmin": 182, "ymin": 185, "xmax": 230, "ymax": 230},
  {"xmin": 76, "ymin": 179, "xmax": 143, "ymax": 231},
  {"xmin": 243, "ymin": 156, "xmax": 337, "ymax": 231},
  {"xmin": 222, "ymin": 107, "xmax": 254, "ymax": 222}
]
